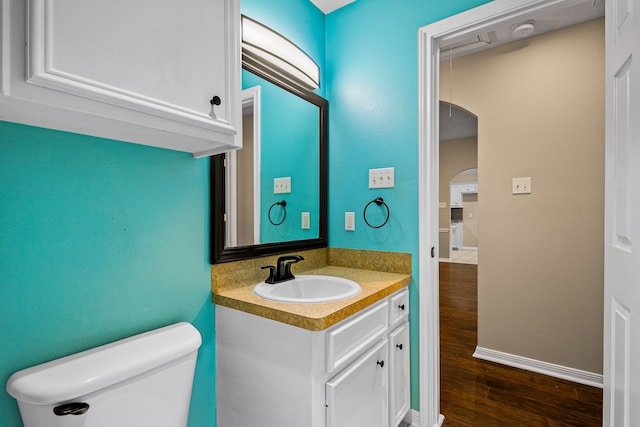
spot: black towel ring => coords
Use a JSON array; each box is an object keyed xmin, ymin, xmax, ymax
[
  {"xmin": 363, "ymin": 197, "xmax": 390, "ymax": 229},
  {"xmin": 268, "ymin": 200, "xmax": 287, "ymax": 226}
]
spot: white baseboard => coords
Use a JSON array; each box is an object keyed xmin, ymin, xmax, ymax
[
  {"xmin": 473, "ymin": 346, "xmax": 603, "ymax": 388},
  {"xmin": 402, "ymin": 409, "xmax": 421, "ymax": 426},
  {"xmin": 438, "ymin": 257, "xmax": 451, "ymax": 262},
  {"xmin": 401, "ymin": 409, "xmax": 443, "ymax": 427}
]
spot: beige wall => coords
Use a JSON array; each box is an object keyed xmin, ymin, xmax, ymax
[
  {"xmin": 440, "ymin": 18, "xmax": 604, "ymax": 374},
  {"xmin": 439, "ymin": 136, "xmax": 478, "ymax": 259},
  {"xmin": 462, "ymin": 193, "xmax": 478, "ymax": 248}
]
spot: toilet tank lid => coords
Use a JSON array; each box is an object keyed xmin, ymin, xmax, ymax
[{"xmin": 6, "ymin": 322, "xmax": 202, "ymax": 405}]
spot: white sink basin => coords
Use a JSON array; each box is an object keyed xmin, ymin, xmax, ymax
[{"xmin": 253, "ymin": 275, "xmax": 361, "ymax": 303}]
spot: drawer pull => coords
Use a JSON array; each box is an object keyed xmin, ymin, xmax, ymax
[
  {"xmin": 398, "ymin": 304, "xmax": 405, "ymax": 311},
  {"xmin": 396, "ymin": 344, "xmax": 403, "ymax": 350},
  {"xmin": 377, "ymin": 360, "xmax": 385, "ymax": 368}
]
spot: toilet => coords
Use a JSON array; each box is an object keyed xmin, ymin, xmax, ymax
[{"xmin": 6, "ymin": 322, "xmax": 202, "ymax": 427}]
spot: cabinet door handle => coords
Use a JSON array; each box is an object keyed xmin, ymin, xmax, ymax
[
  {"xmin": 398, "ymin": 304, "xmax": 405, "ymax": 311},
  {"xmin": 377, "ymin": 360, "xmax": 384, "ymax": 368},
  {"xmin": 396, "ymin": 344, "xmax": 403, "ymax": 350},
  {"xmin": 210, "ymin": 95, "xmax": 221, "ymax": 106}
]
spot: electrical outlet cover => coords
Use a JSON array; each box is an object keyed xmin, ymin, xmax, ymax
[
  {"xmin": 301, "ymin": 212, "xmax": 310, "ymax": 229},
  {"xmin": 345, "ymin": 212, "xmax": 355, "ymax": 231}
]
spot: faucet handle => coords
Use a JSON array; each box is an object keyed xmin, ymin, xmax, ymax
[
  {"xmin": 261, "ymin": 265, "xmax": 277, "ymax": 284},
  {"xmin": 276, "ymin": 255, "xmax": 305, "ymax": 265}
]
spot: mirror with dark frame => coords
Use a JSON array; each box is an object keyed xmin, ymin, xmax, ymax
[{"xmin": 210, "ymin": 55, "xmax": 328, "ymax": 264}]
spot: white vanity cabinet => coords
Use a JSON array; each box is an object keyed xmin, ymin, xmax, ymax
[
  {"xmin": 216, "ymin": 288, "xmax": 410, "ymax": 427},
  {"xmin": 0, "ymin": 0, "xmax": 241, "ymax": 157},
  {"xmin": 388, "ymin": 290, "xmax": 410, "ymax": 427}
]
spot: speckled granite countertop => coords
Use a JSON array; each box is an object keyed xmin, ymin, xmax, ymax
[{"xmin": 211, "ymin": 248, "xmax": 411, "ymax": 331}]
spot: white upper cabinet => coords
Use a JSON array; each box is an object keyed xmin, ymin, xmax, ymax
[
  {"xmin": 450, "ymin": 185, "xmax": 462, "ymax": 207},
  {"xmin": 0, "ymin": 0, "xmax": 241, "ymax": 157}
]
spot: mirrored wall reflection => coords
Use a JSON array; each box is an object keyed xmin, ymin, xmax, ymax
[
  {"xmin": 210, "ymin": 15, "xmax": 327, "ymax": 265},
  {"xmin": 224, "ymin": 70, "xmax": 320, "ymax": 248}
]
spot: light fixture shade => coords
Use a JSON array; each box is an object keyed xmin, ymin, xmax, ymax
[{"xmin": 242, "ymin": 16, "xmax": 320, "ymax": 91}]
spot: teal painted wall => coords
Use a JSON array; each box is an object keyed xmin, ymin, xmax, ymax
[
  {"xmin": 1, "ymin": 2, "xmax": 326, "ymax": 427},
  {"xmin": 325, "ymin": 0, "xmax": 489, "ymax": 409},
  {"xmin": 0, "ymin": 121, "xmax": 215, "ymax": 426},
  {"xmin": 0, "ymin": 1, "xmax": 498, "ymax": 425}
]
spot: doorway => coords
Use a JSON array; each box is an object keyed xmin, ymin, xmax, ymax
[
  {"xmin": 418, "ymin": 1, "xmax": 605, "ymax": 426},
  {"xmin": 439, "ymin": 102, "xmax": 478, "ymax": 264}
]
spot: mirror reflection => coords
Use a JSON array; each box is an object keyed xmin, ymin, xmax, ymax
[
  {"xmin": 210, "ymin": 59, "xmax": 327, "ymax": 264},
  {"xmin": 228, "ymin": 70, "xmax": 321, "ymax": 247}
]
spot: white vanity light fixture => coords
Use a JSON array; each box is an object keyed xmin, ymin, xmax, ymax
[{"xmin": 242, "ymin": 15, "xmax": 320, "ymax": 92}]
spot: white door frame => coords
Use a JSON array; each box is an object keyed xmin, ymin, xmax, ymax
[{"xmin": 417, "ymin": 1, "xmax": 599, "ymax": 426}]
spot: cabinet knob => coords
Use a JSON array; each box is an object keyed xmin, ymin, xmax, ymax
[
  {"xmin": 210, "ymin": 95, "xmax": 221, "ymax": 106},
  {"xmin": 377, "ymin": 360, "xmax": 384, "ymax": 368},
  {"xmin": 398, "ymin": 304, "xmax": 405, "ymax": 311},
  {"xmin": 396, "ymin": 344, "xmax": 403, "ymax": 350}
]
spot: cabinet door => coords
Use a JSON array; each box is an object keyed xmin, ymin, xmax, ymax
[
  {"xmin": 459, "ymin": 183, "xmax": 478, "ymax": 193},
  {"xmin": 450, "ymin": 185, "xmax": 462, "ymax": 207},
  {"xmin": 389, "ymin": 323, "xmax": 410, "ymax": 427},
  {"xmin": 1, "ymin": 0, "xmax": 240, "ymax": 157},
  {"xmin": 326, "ymin": 339, "xmax": 388, "ymax": 427}
]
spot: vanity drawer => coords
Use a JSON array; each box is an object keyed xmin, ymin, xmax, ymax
[
  {"xmin": 326, "ymin": 300, "xmax": 389, "ymax": 374},
  {"xmin": 389, "ymin": 289, "xmax": 409, "ymax": 328}
]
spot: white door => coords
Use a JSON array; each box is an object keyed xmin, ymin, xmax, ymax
[
  {"xmin": 603, "ymin": 0, "xmax": 640, "ymax": 425},
  {"xmin": 326, "ymin": 339, "xmax": 388, "ymax": 427}
]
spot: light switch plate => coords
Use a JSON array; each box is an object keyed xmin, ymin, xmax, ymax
[
  {"xmin": 512, "ymin": 177, "xmax": 532, "ymax": 194},
  {"xmin": 274, "ymin": 177, "xmax": 291, "ymax": 194},
  {"xmin": 301, "ymin": 212, "xmax": 310, "ymax": 229},
  {"xmin": 369, "ymin": 167, "xmax": 395, "ymax": 189}
]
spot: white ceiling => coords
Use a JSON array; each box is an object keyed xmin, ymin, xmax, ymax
[
  {"xmin": 440, "ymin": 103, "xmax": 477, "ymax": 141},
  {"xmin": 442, "ymin": 0, "xmax": 604, "ymax": 59},
  {"xmin": 309, "ymin": 0, "xmax": 355, "ymax": 14}
]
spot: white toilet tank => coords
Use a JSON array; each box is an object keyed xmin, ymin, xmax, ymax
[{"xmin": 6, "ymin": 322, "xmax": 202, "ymax": 427}]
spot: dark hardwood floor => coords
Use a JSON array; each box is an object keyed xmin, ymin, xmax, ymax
[{"xmin": 439, "ymin": 262, "xmax": 603, "ymax": 426}]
